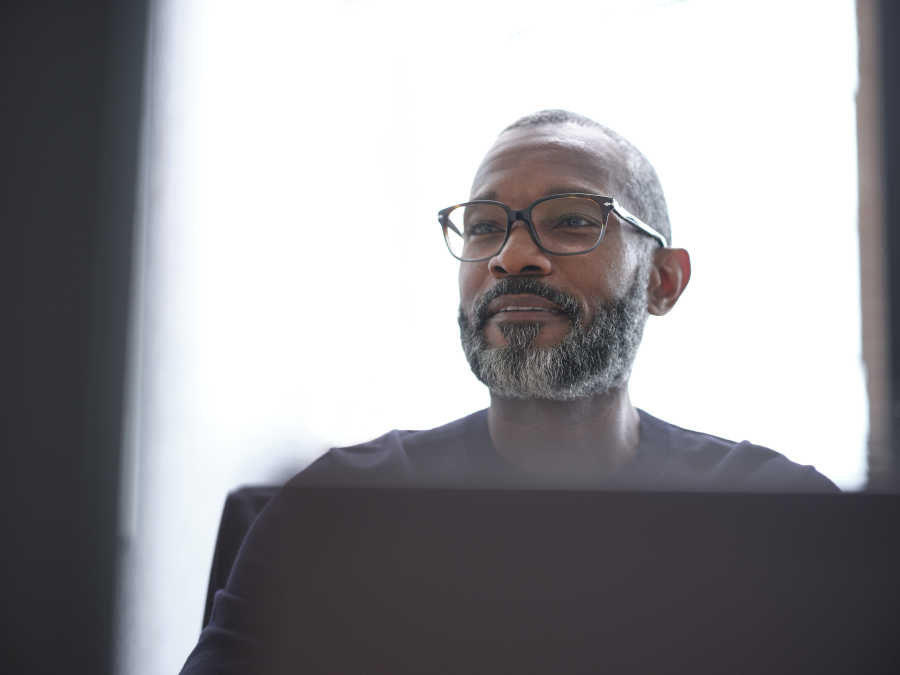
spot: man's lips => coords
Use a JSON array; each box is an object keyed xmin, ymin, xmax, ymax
[{"xmin": 486, "ymin": 295, "xmax": 567, "ymax": 318}]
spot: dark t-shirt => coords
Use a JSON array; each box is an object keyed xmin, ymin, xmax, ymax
[
  {"xmin": 288, "ymin": 408, "xmax": 838, "ymax": 493},
  {"xmin": 180, "ymin": 409, "xmax": 838, "ymax": 674}
]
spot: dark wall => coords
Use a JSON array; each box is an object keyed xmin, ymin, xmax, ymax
[
  {"xmin": 883, "ymin": 2, "xmax": 900, "ymax": 491},
  {"xmin": 0, "ymin": 1, "xmax": 148, "ymax": 673}
]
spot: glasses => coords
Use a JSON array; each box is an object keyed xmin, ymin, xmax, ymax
[{"xmin": 438, "ymin": 193, "xmax": 668, "ymax": 262}]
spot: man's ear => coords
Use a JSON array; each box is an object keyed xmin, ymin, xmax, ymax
[{"xmin": 647, "ymin": 247, "xmax": 691, "ymax": 316}]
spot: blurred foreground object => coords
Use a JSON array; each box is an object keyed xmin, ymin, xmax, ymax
[
  {"xmin": 185, "ymin": 488, "xmax": 900, "ymax": 674},
  {"xmin": 0, "ymin": 0, "xmax": 148, "ymax": 673}
]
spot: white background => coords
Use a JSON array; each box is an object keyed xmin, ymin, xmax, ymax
[{"xmin": 117, "ymin": 1, "xmax": 866, "ymax": 673}]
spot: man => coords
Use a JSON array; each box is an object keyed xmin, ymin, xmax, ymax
[
  {"xmin": 181, "ymin": 110, "xmax": 837, "ymax": 673},
  {"xmin": 278, "ymin": 109, "xmax": 836, "ymax": 493}
]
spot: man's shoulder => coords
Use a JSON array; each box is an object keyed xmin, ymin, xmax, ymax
[
  {"xmin": 286, "ymin": 409, "xmax": 489, "ymax": 487},
  {"xmin": 284, "ymin": 407, "xmax": 839, "ymax": 493},
  {"xmin": 637, "ymin": 409, "xmax": 840, "ymax": 493}
]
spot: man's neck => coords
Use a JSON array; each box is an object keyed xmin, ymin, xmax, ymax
[{"xmin": 486, "ymin": 385, "xmax": 640, "ymax": 484}]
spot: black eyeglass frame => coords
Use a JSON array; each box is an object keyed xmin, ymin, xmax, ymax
[{"xmin": 438, "ymin": 193, "xmax": 668, "ymax": 263}]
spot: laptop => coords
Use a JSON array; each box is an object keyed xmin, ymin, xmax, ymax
[{"xmin": 203, "ymin": 487, "xmax": 900, "ymax": 674}]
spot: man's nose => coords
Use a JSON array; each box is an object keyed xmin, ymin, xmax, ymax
[{"xmin": 489, "ymin": 221, "xmax": 553, "ymax": 278}]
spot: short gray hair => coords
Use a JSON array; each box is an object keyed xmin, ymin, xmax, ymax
[{"xmin": 502, "ymin": 110, "xmax": 671, "ymax": 246}]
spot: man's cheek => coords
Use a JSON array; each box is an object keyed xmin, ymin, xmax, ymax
[{"xmin": 458, "ymin": 264, "xmax": 489, "ymax": 304}]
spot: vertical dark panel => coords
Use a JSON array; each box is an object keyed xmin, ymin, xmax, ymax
[
  {"xmin": 0, "ymin": 1, "xmax": 148, "ymax": 673},
  {"xmin": 883, "ymin": 0, "xmax": 900, "ymax": 491},
  {"xmin": 858, "ymin": 0, "xmax": 891, "ymax": 489}
]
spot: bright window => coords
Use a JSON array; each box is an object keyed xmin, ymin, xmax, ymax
[{"xmin": 120, "ymin": 1, "xmax": 864, "ymax": 673}]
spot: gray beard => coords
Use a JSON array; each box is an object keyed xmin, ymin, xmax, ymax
[{"xmin": 458, "ymin": 264, "xmax": 650, "ymax": 401}]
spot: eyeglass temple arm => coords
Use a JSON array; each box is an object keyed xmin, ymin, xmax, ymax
[{"xmin": 610, "ymin": 200, "xmax": 668, "ymax": 248}]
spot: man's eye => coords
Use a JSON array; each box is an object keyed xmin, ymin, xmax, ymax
[
  {"xmin": 466, "ymin": 222, "xmax": 504, "ymax": 236},
  {"xmin": 555, "ymin": 215, "xmax": 601, "ymax": 229}
]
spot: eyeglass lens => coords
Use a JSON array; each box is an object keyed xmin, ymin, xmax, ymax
[{"xmin": 443, "ymin": 196, "xmax": 607, "ymax": 260}]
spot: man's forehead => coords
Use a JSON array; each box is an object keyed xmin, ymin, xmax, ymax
[{"xmin": 470, "ymin": 123, "xmax": 626, "ymax": 201}]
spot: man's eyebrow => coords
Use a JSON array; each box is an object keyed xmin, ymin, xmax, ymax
[
  {"xmin": 471, "ymin": 190, "xmax": 499, "ymax": 201},
  {"xmin": 545, "ymin": 186, "xmax": 604, "ymax": 197},
  {"xmin": 471, "ymin": 186, "xmax": 604, "ymax": 203}
]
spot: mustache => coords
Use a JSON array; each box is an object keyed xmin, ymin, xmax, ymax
[{"xmin": 470, "ymin": 277, "xmax": 582, "ymax": 331}]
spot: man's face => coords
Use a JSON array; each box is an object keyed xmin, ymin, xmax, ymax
[
  {"xmin": 460, "ymin": 124, "xmax": 651, "ymax": 348},
  {"xmin": 457, "ymin": 123, "xmax": 653, "ymax": 399}
]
